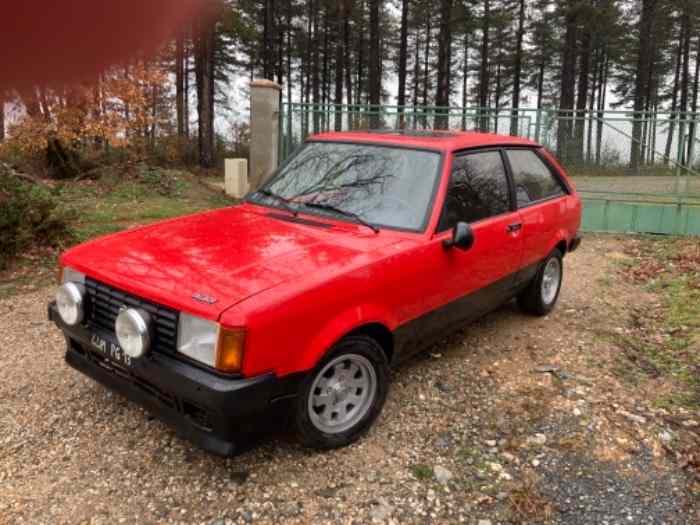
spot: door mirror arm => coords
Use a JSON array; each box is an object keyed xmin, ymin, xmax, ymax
[{"xmin": 443, "ymin": 221, "xmax": 475, "ymax": 251}]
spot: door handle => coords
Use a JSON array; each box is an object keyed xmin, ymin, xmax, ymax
[{"xmin": 507, "ymin": 222, "xmax": 522, "ymax": 233}]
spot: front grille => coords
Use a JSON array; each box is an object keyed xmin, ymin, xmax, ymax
[{"xmin": 85, "ymin": 277, "xmax": 179, "ymax": 356}]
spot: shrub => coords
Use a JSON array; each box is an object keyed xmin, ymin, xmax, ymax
[{"xmin": 0, "ymin": 175, "xmax": 74, "ymax": 270}]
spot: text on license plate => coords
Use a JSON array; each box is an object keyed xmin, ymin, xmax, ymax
[{"xmin": 90, "ymin": 334, "xmax": 132, "ymax": 367}]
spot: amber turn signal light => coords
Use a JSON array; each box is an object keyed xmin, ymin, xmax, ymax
[{"xmin": 216, "ymin": 328, "xmax": 246, "ymax": 373}]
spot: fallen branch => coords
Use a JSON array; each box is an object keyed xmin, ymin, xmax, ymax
[
  {"xmin": 531, "ymin": 364, "xmax": 593, "ymax": 386},
  {"xmin": 74, "ymin": 157, "xmax": 145, "ymax": 181},
  {"xmin": 0, "ymin": 160, "xmax": 50, "ymax": 187}
]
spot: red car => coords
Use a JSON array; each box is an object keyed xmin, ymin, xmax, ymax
[{"xmin": 50, "ymin": 131, "xmax": 582, "ymax": 455}]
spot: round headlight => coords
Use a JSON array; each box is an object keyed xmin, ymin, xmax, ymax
[
  {"xmin": 115, "ymin": 308, "xmax": 151, "ymax": 359},
  {"xmin": 55, "ymin": 282, "xmax": 85, "ymax": 326}
]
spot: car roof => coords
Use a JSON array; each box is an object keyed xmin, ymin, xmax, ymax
[{"xmin": 310, "ymin": 129, "xmax": 541, "ymax": 151}]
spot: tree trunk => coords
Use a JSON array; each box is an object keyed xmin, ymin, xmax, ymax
[
  {"xmin": 312, "ymin": 0, "xmax": 321, "ymax": 132},
  {"xmin": 334, "ymin": 2, "xmax": 345, "ymax": 131},
  {"xmin": 355, "ymin": 0, "xmax": 367, "ymax": 111},
  {"xmin": 422, "ymin": 15, "xmax": 432, "ymax": 127},
  {"xmin": 368, "ymin": 0, "xmax": 381, "ymax": 128},
  {"xmin": 461, "ymin": 31, "xmax": 469, "ymax": 130},
  {"xmin": 397, "ymin": 0, "xmax": 409, "ymax": 127},
  {"xmin": 322, "ymin": 13, "xmax": 330, "ymax": 131},
  {"xmin": 574, "ymin": 27, "xmax": 591, "ymax": 164},
  {"xmin": 631, "ymin": 0, "xmax": 656, "ymax": 171},
  {"xmin": 510, "ymin": 0, "xmax": 525, "ymax": 136},
  {"xmin": 688, "ymin": 36, "xmax": 700, "ymax": 164},
  {"xmin": 678, "ymin": 9, "xmax": 691, "ymax": 166},
  {"xmin": 596, "ymin": 52, "xmax": 608, "ymax": 166},
  {"xmin": 0, "ymin": 94, "xmax": 6, "ymax": 142},
  {"xmin": 344, "ymin": 9, "xmax": 353, "ymax": 127},
  {"xmin": 665, "ymin": 22, "xmax": 684, "ymax": 166},
  {"xmin": 412, "ymin": 18, "xmax": 421, "ymax": 129},
  {"xmin": 435, "ymin": 0, "xmax": 453, "ymax": 129},
  {"xmin": 641, "ymin": 35, "xmax": 657, "ymax": 166},
  {"xmin": 262, "ymin": 0, "xmax": 275, "ymax": 80},
  {"xmin": 557, "ymin": 1, "xmax": 578, "ymax": 161},
  {"xmin": 286, "ymin": 1, "xmax": 293, "ymax": 105},
  {"xmin": 586, "ymin": 46, "xmax": 598, "ymax": 164},
  {"xmin": 276, "ymin": 4, "xmax": 285, "ymax": 85},
  {"xmin": 494, "ymin": 46, "xmax": 502, "ymax": 134},
  {"xmin": 184, "ymin": 45, "xmax": 190, "ymax": 139},
  {"xmin": 195, "ymin": 11, "xmax": 216, "ymax": 168},
  {"xmin": 151, "ymin": 84, "xmax": 158, "ymax": 148},
  {"xmin": 478, "ymin": 0, "xmax": 490, "ymax": 131},
  {"xmin": 356, "ymin": 1, "xmax": 365, "ymax": 108},
  {"xmin": 176, "ymin": 31, "xmax": 186, "ymax": 138}
]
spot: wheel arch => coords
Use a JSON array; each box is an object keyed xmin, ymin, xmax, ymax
[
  {"xmin": 555, "ymin": 239, "xmax": 568, "ymax": 256},
  {"xmin": 549, "ymin": 228, "xmax": 570, "ymax": 258},
  {"xmin": 346, "ymin": 323, "xmax": 394, "ymax": 364},
  {"xmin": 290, "ymin": 306, "xmax": 397, "ymax": 375}
]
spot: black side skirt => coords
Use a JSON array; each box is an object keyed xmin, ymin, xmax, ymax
[{"xmin": 392, "ymin": 263, "xmax": 539, "ymax": 363}]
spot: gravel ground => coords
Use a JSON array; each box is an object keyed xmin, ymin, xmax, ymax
[{"xmin": 1, "ymin": 235, "xmax": 699, "ymax": 524}]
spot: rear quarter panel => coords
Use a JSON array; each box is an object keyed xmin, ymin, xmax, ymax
[{"xmin": 540, "ymin": 148, "xmax": 582, "ymax": 241}]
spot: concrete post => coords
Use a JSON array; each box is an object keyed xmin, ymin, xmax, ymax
[
  {"xmin": 249, "ymin": 79, "xmax": 282, "ymax": 190},
  {"xmin": 225, "ymin": 159, "xmax": 249, "ymax": 198}
]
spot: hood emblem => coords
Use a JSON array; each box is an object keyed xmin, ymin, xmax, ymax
[{"xmin": 192, "ymin": 293, "xmax": 218, "ymax": 305}]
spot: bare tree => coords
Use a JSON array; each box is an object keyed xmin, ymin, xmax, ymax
[
  {"xmin": 368, "ymin": 0, "xmax": 381, "ymax": 128},
  {"xmin": 195, "ymin": 8, "xmax": 217, "ymax": 168}
]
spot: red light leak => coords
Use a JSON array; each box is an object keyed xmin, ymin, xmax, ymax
[{"xmin": 1, "ymin": 0, "xmax": 206, "ymax": 90}]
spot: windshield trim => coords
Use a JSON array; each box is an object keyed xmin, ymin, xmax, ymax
[{"xmin": 245, "ymin": 140, "xmax": 445, "ymax": 234}]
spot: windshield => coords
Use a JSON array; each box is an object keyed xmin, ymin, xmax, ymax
[{"xmin": 249, "ymin": 142, "xmax": 442, "ymax": 231}]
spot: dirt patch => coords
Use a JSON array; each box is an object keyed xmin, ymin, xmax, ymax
[{"xmin": 0, "ymin": 234, "xmax": 698, "ymax": 524}]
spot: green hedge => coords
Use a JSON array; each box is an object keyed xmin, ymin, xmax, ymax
[{"xmin": 0, "ymin": 176, "xmax": 73, "ymax": 270}]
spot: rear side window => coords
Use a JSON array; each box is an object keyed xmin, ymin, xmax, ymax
[
  {"xmin": 506, "ymin": 149, "xmax": 565, "ymax": 207},
  {"xmin": 438, "ymin": 151, "xmax": 511, "ymax": 231}
]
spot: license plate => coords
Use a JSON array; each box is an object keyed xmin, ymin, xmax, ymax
[{"xmin": 90, "ymin": 333, "xmax": 132, "ymax": 368}]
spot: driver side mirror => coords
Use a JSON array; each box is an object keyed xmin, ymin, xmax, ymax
[{"xmin": 443, "ymin": 222, "xmax": 474, "ymax": 251}]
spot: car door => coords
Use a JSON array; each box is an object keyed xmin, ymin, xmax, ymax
[
  {"xmin": 503, "ymin": 148, "xmax": 569, "ymax": 281},
  {"xmin": 399, "ymin": 149, "xmax": 525, "ymax": 349}
]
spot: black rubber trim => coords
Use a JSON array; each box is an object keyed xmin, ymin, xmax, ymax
[
  {"xmin": 266, "ymin": 212, "xmax": 333, "ymax": 228},
  {"xmin": 569, "ymin": 233, "xmax": 582, "ymax": 252}
]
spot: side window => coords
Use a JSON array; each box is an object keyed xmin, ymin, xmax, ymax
[
  {"xmin": 439, "ymin": 151, "xmax": 511, "ymax": 231},
  {"xmin": 506, "ymin": 149, "xmax": 565, "ymax": 207}
]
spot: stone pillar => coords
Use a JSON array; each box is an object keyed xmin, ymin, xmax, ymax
[{"xmin": 249, "ymin": 79, "xmax": 282, "ymax": 190}]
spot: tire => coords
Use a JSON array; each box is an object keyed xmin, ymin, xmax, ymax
[
  {"xmin": 294, "ymin": 335, "xmax": 389, "ymax": 449},
  {"xmin": 517, "ymin": 249, "xmax": 564, "ymax": 316}
]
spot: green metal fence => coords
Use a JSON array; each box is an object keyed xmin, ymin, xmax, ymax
[{"xmin": 279, "ymin": 102, "xmax": 700, "ymax": 236}]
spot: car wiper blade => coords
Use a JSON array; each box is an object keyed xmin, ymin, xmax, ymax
[
  {"xmin": 303, "ymin": 202, "xmax": 379, "ymax": 233},
  {"xmin": 257, "ymin": 189, "xmax": 298, "ymax": 216}
]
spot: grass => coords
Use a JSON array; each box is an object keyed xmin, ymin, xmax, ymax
[
  {"xmin": 55, "ymin": 166, "xmax": 233, "ymax": 243},
  {"xmin": 608, "ymin": 237, "xmax": 700, "ymax": 410},
  {"xmin": 0, "ymin": 166, "xmax": 235, "ymax": 298},
  {"xmin": 411, "ymin": 464, "xmax": 433, "ymax": 480},
  {"xmin": 505, "ymin": 472, "xmax": 556, "ymax": 523}
]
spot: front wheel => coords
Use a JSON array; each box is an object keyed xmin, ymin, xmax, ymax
[
  {"xmin": 294, "ymin": 336, "xmax": 389, "ymax": 449},
  {"xmin": 517, "ymin": 249, "xmax": 564, "ymax": 316}
]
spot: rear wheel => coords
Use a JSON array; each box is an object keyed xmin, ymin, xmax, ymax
[
  {"xmin": 294, "ymin": 336, "xmax": 389, "ymax": 449},
  {"xmin": 517, "ymin": 249, "xmax": 564, "ymax": 316}
]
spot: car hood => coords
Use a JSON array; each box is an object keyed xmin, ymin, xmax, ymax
[{"xmin": 62, "ymin": 205, "xmax": 393, "ymax": 320}]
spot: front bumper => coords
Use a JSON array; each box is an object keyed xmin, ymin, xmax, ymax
[{"xmin": 49, "ymin": 302, "xmax": 301, "ymax": 456}]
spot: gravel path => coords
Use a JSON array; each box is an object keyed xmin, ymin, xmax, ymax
[{"xmin": 1, "ymin": 235, "xmax": 698, "ymax": 524}]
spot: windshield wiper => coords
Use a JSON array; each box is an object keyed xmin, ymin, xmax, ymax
[
  {"xmin": 257, "ymin": 189, "xmax": 298, "ymax": 216},
  {"xmin": 303, "ymin": 202, "xmax": 380, "ymax": 234}
]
